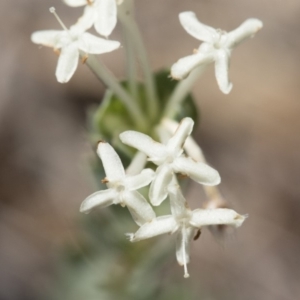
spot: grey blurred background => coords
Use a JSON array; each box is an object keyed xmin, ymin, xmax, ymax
[{"xmin": 1, "ymin": 0, "xmax": 300, "ymax": 299}]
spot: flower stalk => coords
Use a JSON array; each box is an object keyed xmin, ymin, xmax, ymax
[
  {"xmin": 118, "ymin": 0, "xmax": 159, "ymax": 122},
  {"xmin": 122, "ymin": 23, "xmax": 139, "ymax": 101},
  {"xmin": 85, "ymin": 54, "xmax": 147, "ymax": 130},
  {"xmin": 164, "ymin": 65, "xmax": 206, "ymax": 119}
]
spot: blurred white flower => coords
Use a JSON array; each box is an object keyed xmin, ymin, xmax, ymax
[
  {"xmin": 120, "ymin": 117, "xmax": 220, "ymax": 206},
  {"xmin": 127, "ymin": 185, "xmax": 246, "ymax": 278},
  {"xmin": 80, "ymin": 141, "xmax": 155, "ymax": 226},
  {"xmin": 31, "ymin": 19, "xmax": 120, "ymax": 83},
  {"xmin": 64, "ymin": 0, "xmax": 118, "ymax": 37},
  {"xmin": 171, "ymin": 11, "xmax": 263, "ymax": 94}
]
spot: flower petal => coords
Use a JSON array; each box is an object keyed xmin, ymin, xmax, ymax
[
  {"xmin": 226, "ymin": 19, "xmax": 263, "ymax": 49},
  {"xmin": 94, "ymin": 0, "xmax": 117, "ymax": 37},
  {"xmin": 214, "ymin": 49, "xmax": 232, "ymax": 94},
  {"xmin": 167, "ymin": 117, "xmax": 194, "ymax": 154},
  {"xmin": 172, "ymin": 157, "xmax": 220, "ymax": 186},
  {"xmin": 161, "ymin": 118, "xmax": 206, "ymax": 162},
  {"xmin": 124, "ymin": 168, "xmax": 154, "ymax": 191},
  {"xmin": 56, "ymin": 43, "xmax": 79, "ymax": 83},
  {"xmin": 171, "ymin": 52, "xmax": 214, "ymax": 80},
  {"xmin": 80, "ymin": 188, "xmax": 118, "ymax": 213},
  {"xmin": 183, "ymin": 136, "xmax": 205, "ymax": 162},
  {"xmin": 120, "ymin": 131, "xmax": 167, "ymax": 164},
  {"xmin": 123, "ymin": 191, "xmax": 156, "ymax": 226},
  {"xmin": 126, "ymin": 151, "xmax": 147, "ymax": 175},
  {"xmin": 127, "ymin": 215, "xmax": 177, "ymax": 242},
  {"xmin": 63, "ymin": 0, "xmax": 87, "ymax": 7},
  {"xmin": 156, "ymin": 124, "xmax": 172, "ymax": 145},
  {"xmin": 176, "ymin": 226, "xmax": 195, "ymax": 278},
  {"xmin": 97, "ymin": 141, "xmax": 125, "ymax": 181},
  {"xmin": 74, "ymin": 5, "xmax": 96, "ymax": 31},
  {"xmin": 149, "ymin": 165, "xmax": 174, "ymax": 206},
  {"xmin": 179, "ymin": 11, "xmax": 216, "ymax": 43},
  {"xmin": 78, "ymin": 32, "xmax": 120, "ymax": 54},
  {"xmin": 168, "ymin": 184, "xmax": 188, "ymax": 218},
  {"xmin": 31, "ymin": 30, "xmax": 61, "ymax": 48},
  {"xmin": 190, "ymin": 208, "xmax": 247, "ymax": 228}
]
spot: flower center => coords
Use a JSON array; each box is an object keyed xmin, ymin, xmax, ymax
[
  {"xmin": 106, "ymin": 179, "xmax": 126, "ymax": 193},
  {"xmin": 213, "ymin": 29, "xmax": 227, "ymax": 49},
  {"xmin": 115, "ymin": 183, "xmax": 126, "ymax": 193},
  {"xmin": 165, "ymin": 154, "xmax": 175, "ymax": 164},
  {"xmin": 176, "ymin": 210, "xmax": 192, "ymax": 227},
  {"xmin": 165, "ymin": 147, "xmax": 183, "ymax": 164}
]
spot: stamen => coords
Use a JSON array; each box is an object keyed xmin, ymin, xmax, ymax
[
  {"xmin": 125, "ymin": 233, "xmax": 134, "ymax": 241},
  {"xmin": 182, "ymin": 227, "xmax": 190, "ymax": 278},
  {"xmin": 178, "ymin": 173, "xmax": 188, "ymax": 179},
  {"xmin": 193, "ymin": 229, "xmax": 201, "ymax": 241},
  {"xmin": 101, "ymin": 177, "xmax": 109, "ymax": 184},
  {"xmin": 49, "ymin": 7, "xmax": 68, "ymax": 31},
  {"xmin": 53, "ymin": 48, "xmax": 61, "ymax": 56},
  {"xmin": 81, "ymin": 54, "xmax": 89, "ymax": 64}
]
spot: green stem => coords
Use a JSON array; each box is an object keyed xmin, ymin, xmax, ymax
[
  {"xmin": 85, "ymin": 54, "xmax": 147, "ymax": 130},
  {"xmin": 121, "ymin": 8, "xmax": 138, "ymax": 101},
  {"xmin": 118, "ymin": 0, "xmax": 159, "ymax": 122},
  {"xmin": 164, "ymin": 65, "xmax": 207, "ymax": 119}
]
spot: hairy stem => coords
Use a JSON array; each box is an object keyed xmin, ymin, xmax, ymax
[
  {"xmin": 85, "ymin": 54, "xmax": 147, "ymax": 130},
  {"xmin": 121, "ymin": 5, "xmax": 138, "ymax": 100},
  {"xmin": 118, "ymin": 0, "xmax": 159, "ymax": 122}
]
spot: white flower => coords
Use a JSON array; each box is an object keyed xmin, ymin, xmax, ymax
[
  {"xmin": 64, "ymin": 0, "xmax": 117, "ymax": 37},
  {"xmin": 120, "ymin": 117, "xmax": 221, "ymax": 206},
  {"xmin": 80, "ymin": 141, "xmax": 155, "ymax": 226},
  {"xmin": 171, "ymin": 11, "xmax": 263, "ymax": 94},
  {"xmin": 127, "ymin": 185, "xmax": 246, "ymax": 278},
  {"xmin": 31, "ymin": 22, "xmax": 120, "ymax": 83}
]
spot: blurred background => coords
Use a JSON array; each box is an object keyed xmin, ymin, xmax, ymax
[{"xmin": 1, "ymin": 0, "xmax": 300, "ymax": 299}]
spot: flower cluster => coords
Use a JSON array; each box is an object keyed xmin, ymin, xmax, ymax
[
  {"xmin": 81, "ymin": 117, "xmax": 247, "ymax": 278},
  {"xmin": 31, "ymin": 1, "xmax": 262, "ymax": 279}
]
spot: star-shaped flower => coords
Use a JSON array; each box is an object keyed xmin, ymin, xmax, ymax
[
  {"xmin": 127, "ymin": 185, "xmax": 246, "ymax": 278},
  {"xmin": 31, "ymin": 22, "xmax": 120, "ymax": 83},
  {"xmin": 80, "ymin": 141, "xmax": 155, "ymax": 226},
  {"xmin": 64, "ymin": 0, "xmax": 117, "ymax": 37},
  {"xmin": 120, "ymin": 117, "xmax": 221, "ymax": 206},
  {"xmin": 171, "ymin": 11, "xmax": 263, "ymax": 94}
]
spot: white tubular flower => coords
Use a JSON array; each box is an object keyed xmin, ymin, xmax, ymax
[
  {"xmin": 171, "ymin": 11, "xmax": 263, "ymax": 94},
  {"xmin": 127, "ymin": 185, "xmax": 246, "ymax": 278},
  {"xmin": 80, "ymin": 141, "xmax": 155, "ymax": 226},
  {"xmin": 31, "ymin": 17, "xmax": 120, "ymax": 83},
  {"xmin": 159, "ymin": 118, "xmax": 205, "ymax": 163},
  {"xmin": 64, "ymin": 0, "xmax": 117, "ymax": 37},
  {"xmin": 120, "ymin": 117, "xmax": 221, "ymax": 206}
]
